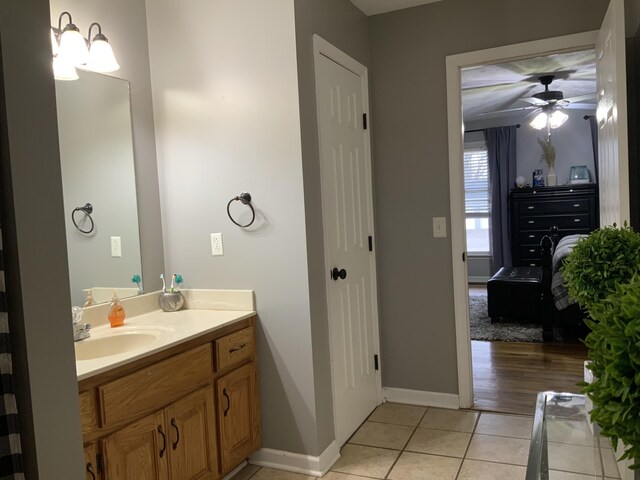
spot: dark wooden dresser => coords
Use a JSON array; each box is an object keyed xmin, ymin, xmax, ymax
[{"xmin": 510, "ymin": 184, "xmax": 599, "ymax": 266}]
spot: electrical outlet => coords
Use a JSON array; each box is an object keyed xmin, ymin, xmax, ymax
[
  {"xmin": 111, "ymin": 236, "xmax": 122, "ymax": 257},
  {"xmin": 210, "ymin": 233, "xmax": 224, "ymax": 256},
  {"xmin": 433, "ymin": 217, "xmax": 447, "ymax": 238}
]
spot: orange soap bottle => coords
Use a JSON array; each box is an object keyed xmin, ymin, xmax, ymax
[{"xmin": 108, "ymin": 291, "xmax": 126, "ymax": 327}]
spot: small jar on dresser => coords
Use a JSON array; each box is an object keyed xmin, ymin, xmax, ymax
[{"xmin": 510, "ymin": 184, "xmax": 599, "ymax": 267}]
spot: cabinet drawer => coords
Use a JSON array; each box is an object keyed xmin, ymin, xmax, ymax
[
  {"xmin": 215, "ymin": 326, "xmax": 254, "ymax": 371},
  {"xmin": 519, "ymin": 199, "xmax": 590, "ymax": 214},
  {"xmin": 98, "ymin": 344, "xmax": 212, "ymax": 428},
  {"xmin": 519, "ymin": 214, "xmax": 591, "ymax": 230}
]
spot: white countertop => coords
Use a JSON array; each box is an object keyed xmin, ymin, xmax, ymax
[
  {"xmin": 76, "ymin": 309, "xmax": 255, "ymax": 381},
  {"xmin": 75, "ymin": 289, "xmax": 255, "ymax": 381}
]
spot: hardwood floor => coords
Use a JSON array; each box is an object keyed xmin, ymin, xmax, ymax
[{"xmin": 472, "ymin": 340, "xmax": 588, "ymax": 415}]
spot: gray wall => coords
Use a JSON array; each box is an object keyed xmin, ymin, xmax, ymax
[
  {"xmin": 466, "ymin": 109, "xmax": 597, "ymax": 187},
  {"xmin": 56, "ymin": 72, "xmax": 142, "ymax": 306},
  {"xmin": 0, "ymin": 0, "xmax": 84, "ymax": 477},
  {"xmin": 50, "ymin": 0, "xmax": 165, "ymax": 293},
  {"xmin": 145, "ymin": 0, "xmax": 324, "ymax": 456},
  {"xmin": 369, "ymin": 0, "xmax": 609, "ymax": 394},
  {"xmin": 293, "ymin": 0, "xmax": 370, "ymax": 453}
]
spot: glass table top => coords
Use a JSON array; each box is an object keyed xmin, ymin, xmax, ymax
[{"xmin": 526, "ymin": 391, "xmax": 619, "ymax": 480}]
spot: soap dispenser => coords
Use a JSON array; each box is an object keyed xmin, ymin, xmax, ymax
[{"xmin": 108, "ymin": 290, "xmax": 126, "ymax": 327}]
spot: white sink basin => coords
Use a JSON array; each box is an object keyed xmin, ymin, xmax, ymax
[{"xmin": 75, "ymin": 329, "xmax": 163, "ymax": 361}]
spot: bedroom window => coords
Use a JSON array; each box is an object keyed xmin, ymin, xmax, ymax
[{"xmin": 464, "ymin": 144, "xmax": 490, "ymax": 254}]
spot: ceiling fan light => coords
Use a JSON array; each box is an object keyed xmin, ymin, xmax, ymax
[
  {"xmin": 549, "ymin": 110, "xmax": 569, "ymax": 129},
  {"xmin": 530, "ymin": 112, "xmax": 548, "ymax": 130}
]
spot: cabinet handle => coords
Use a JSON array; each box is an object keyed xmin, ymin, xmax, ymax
[
  {"xmin": 574, "ymin": 219, "xmax": 581, "ymax": 223},
  {"xmin": 528, "ymin": 235, "xmax": 535, "ymax": 239},
  {"xmin": 229, "ymin": 344, "xmax": 246, "ymax": 353},
  {"xmin": 527, "ymin": 206, "xmax": 534, "ymax": 210},
  {"xmin": 158, "ymin": 425, "xmax": 167, "ymax": 458},
  {"xmin": 529, "ymin": 249, "xmax": 535, "ymax": 253},
  {"xmin": 528, "ymin": 220, "xmax": 534, "ymax": 224},
  {"xmin": 573, "ymin": 203, "xmax": 581, "ymax": 207},
  {"xmin": 171, "ymin": 418, "xmax": 180, "ymax": 450},
  {"xmin": 223, "ymin": 388, "xmax": 231, "ymax": 417},
  {"xmin": 86, "ymin": 463, "xmax": 96, "ymax": 480}
]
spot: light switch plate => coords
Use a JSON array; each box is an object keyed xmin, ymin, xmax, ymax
[
  {"xmin": 111, "ymin": 236, "xmax": 122, "ymax": 257},
  {"xmin": 433, "ymin": 217, "xmax": 447, "ymax": 238},
  {"xmin": 210, "ymin": 233, "xmax": 224, "ymax": 256}
]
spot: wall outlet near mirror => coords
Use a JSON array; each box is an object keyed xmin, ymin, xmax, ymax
[{"xmin": 111, "ymin": 236, "xmax": 122, "ymax": 257}]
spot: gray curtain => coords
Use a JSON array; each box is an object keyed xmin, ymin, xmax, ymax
[
  {"xmin": 486, "ymin": 126, "xmax": 517, "ymax": 274},
  {"xmin": 589, "ymin": 116, "xmax": 599, "ymax": 183}
]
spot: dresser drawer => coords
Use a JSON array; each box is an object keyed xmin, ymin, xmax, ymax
[
  {"xmin": 98, "ymin": 344, "xmax": 212, "ymax": 428},
  {"xmin": 520, "ymin": 245, "xmax": 542, "ymax": 259},
  {"xmin": 519, "ymin": 199, "xmax": 590, "ymax": 215},
  {"xmin": 215, "ymin": 326, "xmax": 254, "ymax": 371},
  {"xmin": 520, "ymin": 214, "xmax": 591, "ymax": 230}
]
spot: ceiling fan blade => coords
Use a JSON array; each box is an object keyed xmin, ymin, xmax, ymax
[
  {"xmin": 520, "ymin": 97, "xmax": 548, "ymax": 106},
  {"xmin": 476, "ymin": 106, "xmax": 539, "ymax": 117},
  {"xmin": 563, "ymin": 92, "xmax": 597, "ymax": 103}
]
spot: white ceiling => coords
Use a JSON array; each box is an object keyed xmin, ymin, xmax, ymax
[
  {"xmin": 350, "ymin": 0, "xmax": 442, "ymax": 16},
  {"xmin": 462, "ymin": 49, "xmax": 597, "ymax": 123}
]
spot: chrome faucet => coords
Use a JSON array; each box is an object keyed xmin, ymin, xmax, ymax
[{"xmin": 72, "ymin": 306, "xmax": 91, "ymax": 342}]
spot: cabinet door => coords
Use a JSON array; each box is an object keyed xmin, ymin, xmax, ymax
[
  {"xmin": 165, "ymin": 387, "xmax": 218, "ymax": 480},
  {"xmin": 84, "ymin": 443, "xmax": 100, "ymax": 480},
  {"xmin": 102, "ymin": 411, "xmax": 169, "ymax": 480},
  {"xmin": 216, "ymin": 363, "xmax": 260, "ymax": 474}
]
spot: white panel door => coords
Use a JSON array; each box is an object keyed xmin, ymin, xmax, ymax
[
  {"xmin": 315, "ymin": 51, "xmax": 381, "ymax": 446},
  {"xmin": 596, "ymin": 0, "xmax": 630, "ymax": 226}
]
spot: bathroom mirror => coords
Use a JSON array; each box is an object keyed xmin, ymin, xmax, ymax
[{"xmin": 55, "ymin": 70, "xmax": 143, "ymax": 307}]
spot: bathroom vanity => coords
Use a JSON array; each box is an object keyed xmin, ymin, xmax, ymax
[{"xmin": 76, "ymin": 290, "xmax": 260, "ymax": 480}]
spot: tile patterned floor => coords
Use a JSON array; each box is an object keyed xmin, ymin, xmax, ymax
[{"xmin": 231, "ymin": 402, "xmax": 620, "ymax": 480}]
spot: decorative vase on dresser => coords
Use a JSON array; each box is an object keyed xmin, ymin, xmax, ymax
[{"xmin": 547, "ymin": 166, "xmax": 557, "ymax": 186}]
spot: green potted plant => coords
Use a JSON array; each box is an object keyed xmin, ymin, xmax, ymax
[
  {"xmin": 537, "ymin": 137, "xmax": 556, "ymax": 186},
  {"xmin": 582, "ymin": 275, "xmax": 640, "ymax": 472},
  {"xmin": 562, "ymin": 224, "xmax": 640, "ymax": 316}
]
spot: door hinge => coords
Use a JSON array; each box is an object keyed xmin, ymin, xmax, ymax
[
  {"xmin": 368, "ymin": 235, "xmax": 373, "ymax": 252},
  {"xmin": 374, "ymin": 354, "xmax": 379, "ymax": 371},
  {"xmin": 363, "ymin": 113, "xmax": 368, "ymax": 130}
]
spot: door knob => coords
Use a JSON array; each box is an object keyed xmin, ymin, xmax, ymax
[{"xmin": 331, "ymin": 267, "xmax": 347, "ymax": 281}]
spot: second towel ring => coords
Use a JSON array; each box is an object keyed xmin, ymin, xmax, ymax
[
  {"xmin": 227, "ymin": 192, "xmax": 255, "ymax": 228},
  {"xmin": 72, "ymin": 203, "xmax": 95, "ymax": 234}
]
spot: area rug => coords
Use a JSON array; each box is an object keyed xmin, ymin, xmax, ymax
[{"xmin": 469, "ymin": 294, "xmax": 567, "ymax": 343}]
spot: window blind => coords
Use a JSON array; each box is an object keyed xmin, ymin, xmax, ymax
[{"xmin": 464, "ymin": 147, "xmax": 489, "ymax": 215}]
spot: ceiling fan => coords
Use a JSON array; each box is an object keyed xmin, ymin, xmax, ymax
[{"xmin": 478, "ymin": 75, "xmax": 597, "ymax": 130}]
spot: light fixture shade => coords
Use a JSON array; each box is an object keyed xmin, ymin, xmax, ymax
[
  {"xmin": 53, "ymin": 55, "xmax": 79, "ymax": 81},
  {"xmin": 59, "ymin": 28, "xmax": 89, "ymax": 66},
  {"xmin": 86, "ymin": 39, "xmax": 120, "ymax": 73},
  {"xmin": 549, "ymin": 110, "xmax": 569, "ymax": 129},
  {"xmin": 530, "ymin": 112, "xmax": 548, "ymax": 130}
]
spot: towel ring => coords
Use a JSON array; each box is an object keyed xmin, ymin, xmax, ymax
[
  {"xmin": 72, "ymin": 203, "xmax": 95, "ymax": 234},
  {"xmin": 227, "ymin": 192, "xmax": 255, "ymax": 228}
]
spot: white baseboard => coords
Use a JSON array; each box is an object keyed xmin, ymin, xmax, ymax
[
  {"xmin": 468, "ymin": 276, "xmax": 489, "ymax": 284},
  {"xmin": 249, "ymin": 440, "xmax": 340, "ymax": 477},
  {"xmin": 383, "ymin": 387, "xmax": 460, "ymax": 409}
]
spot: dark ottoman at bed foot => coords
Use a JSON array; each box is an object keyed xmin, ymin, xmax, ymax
[{"xmin": 487, "ymin": 267, "xmax": 543, "ymax": 323}]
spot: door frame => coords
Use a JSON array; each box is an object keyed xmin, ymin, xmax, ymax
[
  {"xmin": 312, "ymin": 34, "xmax": 384, "ymax": 436},
  {"xmin": 445, "ymin": 31, "xmax": 599, "ymax": 408}
]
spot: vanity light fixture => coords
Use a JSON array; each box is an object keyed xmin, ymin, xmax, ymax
[
  {"xmin": 57, "ymin": 12, "xmax": 89, "ymax": 67},
  {"xmin": 85, "ymin": 22, "xmax": 120, "ymax": 73}
]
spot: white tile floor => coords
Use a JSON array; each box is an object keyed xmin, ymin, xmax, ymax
[{"xmin": 231, "ymin": 403, "xmax": 620, "ymax": 480}]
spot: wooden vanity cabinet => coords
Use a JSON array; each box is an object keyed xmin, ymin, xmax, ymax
[
  {"xmin": 79, "ymin": 317, "xmax": 260, "ymax": 480},
  {"xmin": 216, "ymin": 363, "xmax": 260, "ymax": 473}
]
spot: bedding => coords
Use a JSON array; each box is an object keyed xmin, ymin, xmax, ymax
[{"xmin": 550, "ymin": 234, "xmax": 588, "ymax": 310}]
